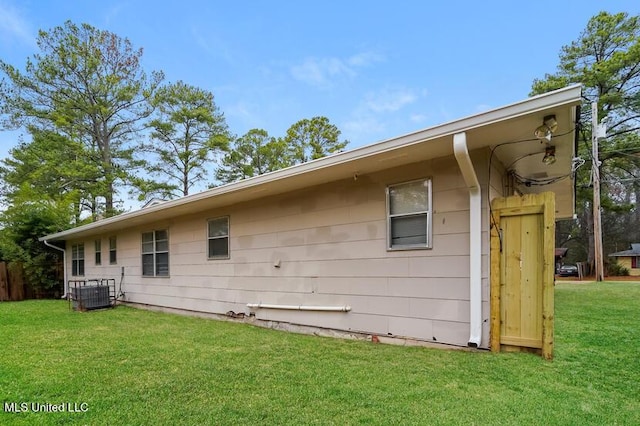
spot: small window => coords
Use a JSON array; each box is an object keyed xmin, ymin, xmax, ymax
[
  {"xmin": 109, "ymin": 236, "xmax": 117, "ymax": 264},
  {"xmin": 208, "ymin": 217, "xmax": 229, "ymax": 259},
  {"xmin": 386, "ymin": 179, "xmax": 432, "ymax": 250},
  {"xmin": 95, "ymin": 239, "xmax": 101, "ymax": 266},
  {"xmin": 72, "ymin": 243, "xmax": 85, "ymax": 276},
  {"xmin": 142, "ymin": 230, "xmax": 169, "ymax": 277}
]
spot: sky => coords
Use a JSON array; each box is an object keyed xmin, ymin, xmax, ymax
[{"xmin": 1, "ymin": 1, "xmax": 639, "ymax": 186}]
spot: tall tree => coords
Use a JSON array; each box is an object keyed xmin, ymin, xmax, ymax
[
  {"xmin": 141, "ymin": 81, "xmax": 229, "ymax": 199},
  {"xmin": 0, "ymin": 20, "xmax": 164, "ymax": 217},
  {"xmin": 216, "ymin": 129, "xmax": 288, "ymax": 184},
  {"xmin": 284, "ymin": 116, "xmax": 348, "ymax": 163},
  {"xmin": 531, "ymin": 11, "xmax": 640, "ymax": 268},
  {"xmin": 0, "ymin": 128, "xmax": 93, "ymax": 293},
  {"xmin": 0, "ymin": 127, "xmax": 101, "ymax": 221}
]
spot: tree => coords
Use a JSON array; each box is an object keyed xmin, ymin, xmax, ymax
[
  {"xmin": 0, "ymin": 200, "xmax": 71, "ymax": 294},
  {"xmin": 216, "ymin": 129, "xmax": 289, "ymax": 184},
  {"xmin": 0, "ymin": 127, "xmax": 101, "ymax": 222},
  {"xmin": 141, "ymin": 81, "xmax": 229, "ymax": 199},
  {"xmin": 0, "ymin": 128, "xmax": 90, "ymax": 293},
  {"xmin": 531, "ymin": 11, "xmax": 640, "ymax": 267},
  {"xmin": 0, "ymin": 20, "xmax": 164, "ymax": 217},
  {"xmin": 216, "ymin": 117, "xmax": 349, "ymax": 185},
  {"xmin": 284, "ymin": 116, "xmax": 348, "ymax": 163}
]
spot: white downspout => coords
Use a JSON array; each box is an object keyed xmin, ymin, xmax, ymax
[
  {"xmin": 453, "ymin": 132, "xmax": 482, "ymax": 347},
  {"xmin": 43, "ymin": 240, "xmax": 67, "ymax": 299}
]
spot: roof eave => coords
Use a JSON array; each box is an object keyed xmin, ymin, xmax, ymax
[{"xmin": 40, "ymin": 84, "xmax": 583, "ymax": 242}]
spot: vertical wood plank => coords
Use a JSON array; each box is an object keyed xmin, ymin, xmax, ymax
[
  {"xmin": 0, "ymin": 262, "xmax": 9, "ymax": 301},
  {"xmin": 519, "ymin": 213, "xmax": 542, "ymax": 343},
  {"xmin": 502, "ymin": 215, "xmax": 522, "ymax": 339},
  {"xmin": 8, "ymin": 263, "xmax": 25, "ymax": 301},
  {"xmin": 542, "ymin": 192, "xmax": 555, "ymax": 360}
]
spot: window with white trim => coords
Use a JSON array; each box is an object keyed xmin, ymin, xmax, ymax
[
  {"xmin": 72, "ymin": 243, "xmax": 85, "ymax": 276},
  {"xmin": 386, "ymin": 179, "xmax": 432, "ymax": 250},
  {"xmin": 109, "ymin": 236, "xmax": 117, "ymax": 264},
  {"xmin": 95, "ymin": 239, "xmax": 101, "ymax": 265},
  {"xmin": 142, "ymin": 230, "xmax": 169, "ymax": 276},
  {"xmin": 208, "ymin": 217, "xmax": 229, "ymax": 259}
]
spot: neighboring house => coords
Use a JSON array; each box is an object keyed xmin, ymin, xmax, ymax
[
  {"xmin": 608, "ymin": 244, "xmax": 640, "ymax": 276},
  {"xmin": 41, "ymin": 85, "xmax": 582, "ymax": 354}
]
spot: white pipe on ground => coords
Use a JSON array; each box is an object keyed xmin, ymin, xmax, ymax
[
  {"xmin": 43, "ymin": 240, "xmax": 67, "ymax": 299},
  {"xmin": 247, "ymin": 303, "xmax": 351, "ymax": 312},
  {"xmin": 453, "ymin": 132, "xmax": 483, "ymax": 348}
]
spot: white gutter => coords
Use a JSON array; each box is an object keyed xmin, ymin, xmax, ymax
[
  {"xmin": 43, "ymin": 240, "xmax": 67, "ymax": 299},
  {"xmin": 40, "ymin": 85, "xmax": 582, "ymax": 243},
  {"xmin": 453, "ymin": 132, "xmax": 482, "ymax": 348},
  {"xmin": 247, "ymin": 303, "xmax": 352, "ymax": 312}
]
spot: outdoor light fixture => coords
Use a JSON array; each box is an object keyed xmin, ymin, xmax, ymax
[
  {"xmin": 542, "ymin": 145, "xmax": 556, "ymax": 165},
  {"xmin": 534, "ymin": 115, "xmax": 558, "ymax": 141}
]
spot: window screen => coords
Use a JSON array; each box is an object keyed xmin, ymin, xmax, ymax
[
  {"xmin": 208, "ymin": 217, "xmax": 229, "ymax": 259},
  {"xmin": 142, "ymin": 230, "xmax": 169, "ymax": 276},
  {"xmin": 387, "ymin": 179, "xmax": 432, "ymax": 249}
]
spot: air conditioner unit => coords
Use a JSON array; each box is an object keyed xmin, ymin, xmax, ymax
[{"xmin": 71, "ymin": 285, "xmax": 111, "ymax": 310}]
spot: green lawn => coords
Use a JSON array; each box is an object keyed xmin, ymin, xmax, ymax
[{"xmin": 1, "ymin": 282, "xmax": 639, "ymax": 425}]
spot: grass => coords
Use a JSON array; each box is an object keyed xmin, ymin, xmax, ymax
[{"xmin": 1, "ymin": 282, "xmax": 639, "ymax": 425}]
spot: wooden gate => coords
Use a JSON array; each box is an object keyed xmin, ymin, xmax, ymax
[{"xmin": 490, "ymin": 192, "xmax": 555, "ymax": 359}]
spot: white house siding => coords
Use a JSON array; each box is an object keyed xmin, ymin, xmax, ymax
[{"xmin": 67, "ymin": 151, "xmax": 493, "ymax": 348}]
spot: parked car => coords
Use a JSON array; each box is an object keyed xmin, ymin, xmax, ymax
[{"xmin": 557, "ymin": 264, "xmax": 579, "ymax": 277}]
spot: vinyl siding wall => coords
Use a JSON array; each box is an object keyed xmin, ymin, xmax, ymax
[{"xmin": 67, "ymin": 151, "xmax": 493, "ymax": 347}]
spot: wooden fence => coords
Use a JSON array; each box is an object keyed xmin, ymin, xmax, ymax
[
  {"xmin": 0, "ymin": 261, "xmax": 63, "ymax": 301},
  {"xmin": 0, "ymin": 261, "xmax": 25, "ymax": 301}
]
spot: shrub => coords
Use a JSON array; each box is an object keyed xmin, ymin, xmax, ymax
[{"xmin": 608, "ymin": 259, "xmax": 630, "ymax": 276}]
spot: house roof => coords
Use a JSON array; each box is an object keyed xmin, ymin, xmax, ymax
[
  {"xmin": 141, "ymin": 198, "xmax": 167, "ymax": 208},
  {"xmin": 41, "ymin": 84, "xmax": 582, "ymax": 242},
  {"xmin": 609, "ymin": 244, "xmax": 640, "ymax": 257},
  {"xmin": 555, "ymin": 248, "xmax": 569, "ymax": 258}
]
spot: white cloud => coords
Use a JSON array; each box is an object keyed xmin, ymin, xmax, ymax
[
  {"xmin": 347, "ymin": 51, "xmax": 384, "ymax": 67},
  {"xmin": 224, "ymin": 100, "xmax": 264, "ymax": 131},
  {"xmin": 342, "ymin": 116, "xmax": 387, "ymax": 145},
  {"xmin": 226, "ymin": 101, "xmax": 253, "ymax": 120},
  {"xmin": 0, "ymin": 1, "xmax": 35, "ymax": 47},
  {"xmin": 410, "ymin": 113, "xmax": 428, "ymax": 123},
  {"xmin": 290, "ymin": 57, "xmax": 353, "ymax": 87},
  {"xmin": 290, "ymin": 50, "xmax": 383, "ymax": 88},
  {"xmin": 363, "ymin": 88, "xmax": 418, "ymax": 113},
  {"xmin": 343, "ymin": 116, "xmax": 385, "ymax": 135},
  {"xmin": 191, "ymin": 26, "xmax": 236, "ymax": 66},
  {"xmin": 342, "ymin": 86, "xmax": 429, "ymax": 147}
]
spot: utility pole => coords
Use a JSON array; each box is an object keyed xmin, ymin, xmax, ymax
[{"xmin": 592, "ymin": 102, "xmax": 604, "ymax": 282}]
